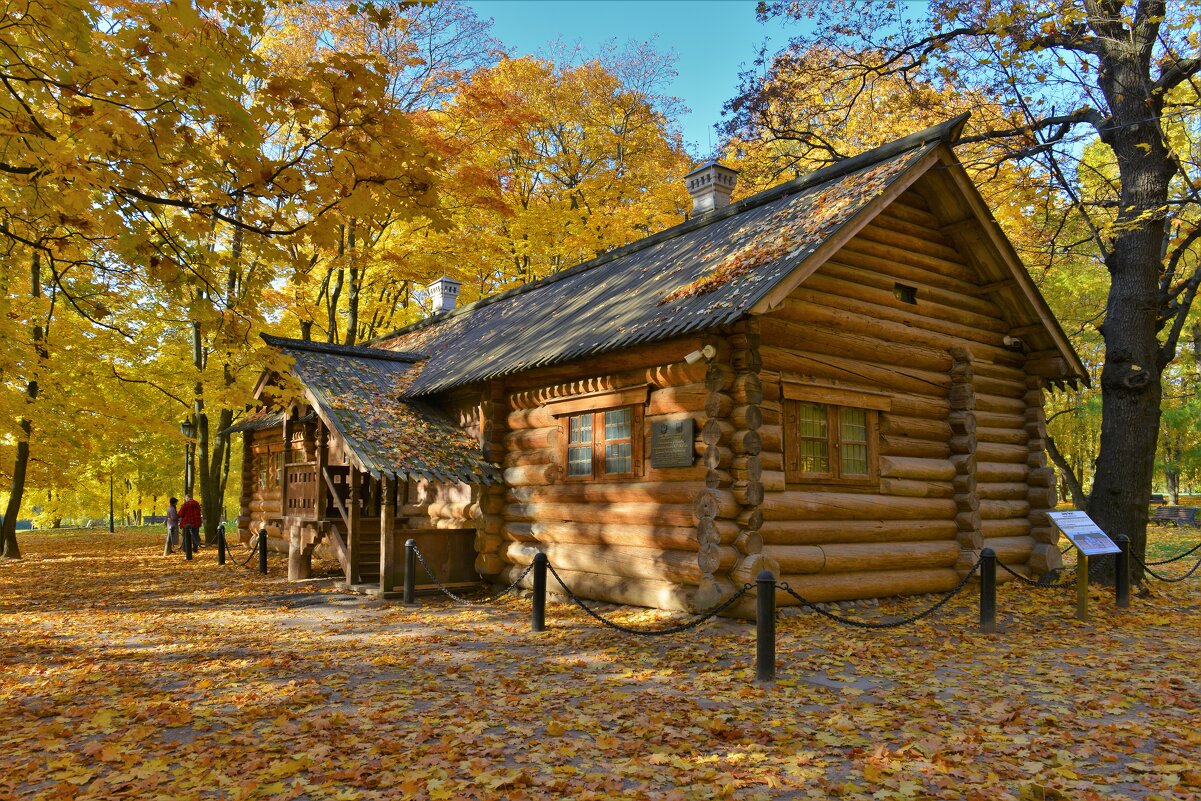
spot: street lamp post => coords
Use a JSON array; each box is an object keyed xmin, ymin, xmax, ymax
[{"xmin": 180, "ymin": 419, "xmax": 196, "ymax": 497}]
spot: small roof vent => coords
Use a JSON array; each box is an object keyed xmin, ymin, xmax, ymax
[
  {"xmin": 685, "ymin": 161, "xmax": 739, "ymax": 215},
  {"xmin": 428, "ymin": 276, "xmax": 461, "ymax": 313}
]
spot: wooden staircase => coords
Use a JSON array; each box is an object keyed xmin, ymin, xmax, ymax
[
  {"xmin": 326, "ymin": 518, "xmax": 387, "ymax": 591},
  {"xmin": 355, "ymin": 526, "xmax": 381, "ymax": 585}
]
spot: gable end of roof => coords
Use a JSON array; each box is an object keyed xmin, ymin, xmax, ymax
[{"xmin": 367, "ymin": 114, "xmax": 972, "ymax": 350}]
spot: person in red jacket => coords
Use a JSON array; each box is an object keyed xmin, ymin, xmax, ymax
[{"xmin": 179, "ymin": 494, "xmax": 203, "ymax": 552}]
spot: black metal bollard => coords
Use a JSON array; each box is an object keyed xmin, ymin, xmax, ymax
[
  {"xmin": 217, "ymin": 524, "xmax": 226, "ymax": 566},
  {"xmin": 184, "ymin": 526, "xmax": 193, "ymax": 561},
  {"xmin": 980, "ymin": 548, "xmax": 997, "ymax": 633},
  {"xmin": 1115, "ymin": 534, "xmax": 1130, "ymax": 609},
  {"xmin": 258, "ymin": 529, "xmax": 268, "ymax": 575},
  {"xmin": 403, "ymin": 539, "xmax": 417, "ymax": 605},
  {"xmin": 756, "ymin": 569, "xmax": 776, "ymax": 684},
  {"xmin": 532, "ymin": 552, "xmax": 548, "ymax": 632}
]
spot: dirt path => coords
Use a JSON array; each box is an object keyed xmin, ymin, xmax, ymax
[{"xmin": 1, "ymin": 529, "xmax": 1199, "ymax": 800}]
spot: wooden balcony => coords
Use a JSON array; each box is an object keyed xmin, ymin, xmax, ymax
[{"xmin": 284, "ymin": 462, "xmax": 319, "ymax": 521}]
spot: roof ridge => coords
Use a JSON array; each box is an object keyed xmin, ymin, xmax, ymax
[
  {"xmin": 261, "ymin": 334, "xmax": 425, "ymax": 362},
  {"xmin": 366, "ymin": 113, "xmax": 970, "ymax": 347}
]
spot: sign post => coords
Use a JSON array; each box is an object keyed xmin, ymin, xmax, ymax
[
  {"xmin": 1077, "ymin": 553, "xmax": 1089, "ymax": 622},
  {"xmin": 1048, "ymin": 511, "xmax": 1120, "ymax": 622}
]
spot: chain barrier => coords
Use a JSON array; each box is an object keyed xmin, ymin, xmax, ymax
[
  {"xmin": 1132, "ymin": 551, "xmax": 1201, "ymax": 583},
  {"xmin": 1144, "ymin": 541, "xmax": 1201, "ymax": 566},
  {"xmin": 775, "ymin": 558, "xmax": 982, "ymax": 630},
  {"xmin": 545, "ymin": 561, "xmax": 754, "ymax": 636},
  {"xmin": 411, "ymin": 544, "xmax": 535, "ymax": 605},
  {"xmin": 225, "ymin": 538, "xmax": 260, "ymax": 568},
  {"xmin": 995, "ymin": 559, "xmax": 1079, "ymax": 588}
]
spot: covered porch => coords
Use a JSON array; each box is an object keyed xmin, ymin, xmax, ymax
[{"xmin": 230, "ymin": 337, "xmax": 501, "ymax": 595}]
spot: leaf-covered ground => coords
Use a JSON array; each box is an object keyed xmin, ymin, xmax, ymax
[{"xmin": 2, "ymin": 529, "xmax": 1199, "ymax": 801}]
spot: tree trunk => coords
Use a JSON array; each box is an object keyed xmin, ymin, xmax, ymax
[
  {"xmin": 1165, "ymin": 464, "xmax": 1180, "ymax": 506},
  {"xmin": 1, "ymin": 422, "xmax": 29, "ymax": 559},
  {"xmin": 1162, "ymin": 434, "xmax": 1180, "ymax": 505},
  {"xmin": 1044, "ymin": 433, "xmax": 1088, "ymax": 510},
  {"xmin": 345, "ymin": 218, "xmax": 359, "ymax": 346},
  {"xmin": 1083, "ymin": 30, "xmax": 1181, "ymax": 582},
  {"xmin": 1086, "ymin": 194, "xmax": 1171, "ymax": 582},
  {"xmin": 196, "ymin": 408, "xmax": 234, "ymax": 544},
  {"xmin": 2, "ymin": 252, "xmax": 44, "ymax": 559}
]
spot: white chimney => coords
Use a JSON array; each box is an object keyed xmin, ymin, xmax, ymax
[
  {"xmin": 685, "ymin": 162, "xmax": 739, "ymax": 215},
  {"xmin": 428, "ymin": 276, "xmax": 461, "ymax": 313}
]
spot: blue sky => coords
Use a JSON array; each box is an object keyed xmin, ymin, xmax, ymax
[{"xmin": 468, "ymin": 1, "xmax": 799, "ymax": 158}]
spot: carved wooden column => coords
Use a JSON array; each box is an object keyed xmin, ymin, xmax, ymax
[
  {"xmin": 287, "ymin": 534, "xmax": 311, "ymax": 581},
  {"xmin": 380, "ymin": 473, "xmax": 396, "ymax": 592},
  {"xmin": 348, "ymin": 466, "xmax": 361, "ymax": 585},
  {"xmin": 280, "ymin": 412, "xmax": 292, "ymax": 522},
  {"xmin": 315, "ymin": 422, "xmax": 328, "ymax": 522}
]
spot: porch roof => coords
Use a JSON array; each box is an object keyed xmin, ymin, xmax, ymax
[
  {"xmin": 221, "ymin": 408, "xmax": 315, "ymax": 435},
  {"xmin": 262, "ymin": 335, "xmax": 500, "ymax": 485}
]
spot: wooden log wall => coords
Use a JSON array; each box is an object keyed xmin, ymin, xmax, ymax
[
  {"xmin": 973, "ymin": 359, "xmax": 1041, "ymax": 578},
  {"xmin": 238, "ymin": 431, "xmax": 253, "ymax": 541},
  {"xmin": 475, "ymin": 382, "xmax": 509, "ymax": 576},
  {"xmin": 705, "ymin": 320, "xmax": 777, "ymax": 600},
  {"xmin": 403, "ymin": 479, "xmax": 479, "ymax": 528},
  {"xmin": 394, "ymin": 390, "xmax": 486, "ymax": 559},
  {"xmin": 493, "ymin": 336, "xmax": 724, "ymax": 612},
  {"xmin": 1024, "ymin": 376, "xmax": 1063, "ymax": 575},
  {"xmin": 948, "ymin": 348, "xmax": 981, "ymax": 574},
  {"xmin": 757, "ymin": 187, "xmax": 1045, "ymax": 603},
  {"xmin": 247, "ymin": 427, "xmax": 284, "ymax": 540}
]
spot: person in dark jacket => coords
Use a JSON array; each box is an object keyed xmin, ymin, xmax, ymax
[{"xmin": 179, "ymin": 494, "xmax": 202, "ymax": 551}]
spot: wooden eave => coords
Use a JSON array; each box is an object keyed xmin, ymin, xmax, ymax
[
  {"xmin": 746, "ymin": 146, "xmax": 944, "ymax": 315},
  {"xmin": 748, "ymin": 144, "xmax": 1088, "ymax": 389},
  {"xmin": 920, "ymin": 148, "xmax": 1088, "ymax": 388}
]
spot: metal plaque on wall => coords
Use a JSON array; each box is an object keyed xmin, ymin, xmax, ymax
[{"xmin": 651, "ymin": 419, "xmax": 694, "ymax": 469}]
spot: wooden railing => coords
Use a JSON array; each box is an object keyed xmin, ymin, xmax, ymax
[
  {"xmin": 323, "ymin": 466, "xmax": 352, "ymax": 528},
  {"xmin": 284, "ymin": 462, "xmax": 319, "ymax": 520}
]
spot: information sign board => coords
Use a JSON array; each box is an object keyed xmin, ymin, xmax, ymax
[
  {"xmin": 651, "ymin": 419, "xmax": 695, "ymax": 469},
  {"xmin": 1047, "ymin": 511, "xmax": 1121, "ymax": 556}
]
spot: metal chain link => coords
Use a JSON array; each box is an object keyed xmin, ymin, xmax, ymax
[
  {"xmin": 1132, "ymin": 551, "xmax": 1201, "ymax": 583},
  {"xmin": 1145, "ymin": 542, "xmax": 1201, "ymax": 566},
  {"xmin": 226, "ymin": 539, "xmax": 260, "ymax": 568},
  {"xmin": 545, "ymin": 560, "xmax": 754, "ymax": 636},
  {"xmin": 411, "ymin": 545, "xmax": 535, "ymax": 605},
  {"xmin": 775, "ymin": 558, "xmax": 981, "ymax": 630},
  {"xmin": 995, "ymin": 559, "xmax": 1079, "ymax": 588}
]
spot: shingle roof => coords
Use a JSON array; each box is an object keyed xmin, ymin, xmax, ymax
[
  {"xmin": 261, "ymin": 336, "xmax": 500, "ymax": 485},
  {"xmin": 371, "ymin": 118, "xmax": 967, "ymax": 397}
]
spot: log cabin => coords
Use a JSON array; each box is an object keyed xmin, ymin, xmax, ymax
[{"xmin": 231, "ymin": 114, "xmax": 1087, "ymax": 611}]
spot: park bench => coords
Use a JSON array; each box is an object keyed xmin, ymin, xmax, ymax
[
  {"xmin": 1150, "ymin": 493, "xmax": 1166, "ymax": 506},
  {"xmin": 1151, "ymin": 506, "xmax": 1199, "ymax": 526}
]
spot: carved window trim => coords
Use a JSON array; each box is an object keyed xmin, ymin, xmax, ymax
[
  {"xmin": 784, "ymin": 400, "xmax": 879, "ymax": 486},
  {"xmin": 560, "ymin": 405, "xmax": 645, "ymax": 482},
  {"xmin": 545, "ymin": 385, "xmax": 649, "ymax": 417},
  {"xmin": 543, "ymin": 384, "xmax": 649, "ymax": 481}
]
